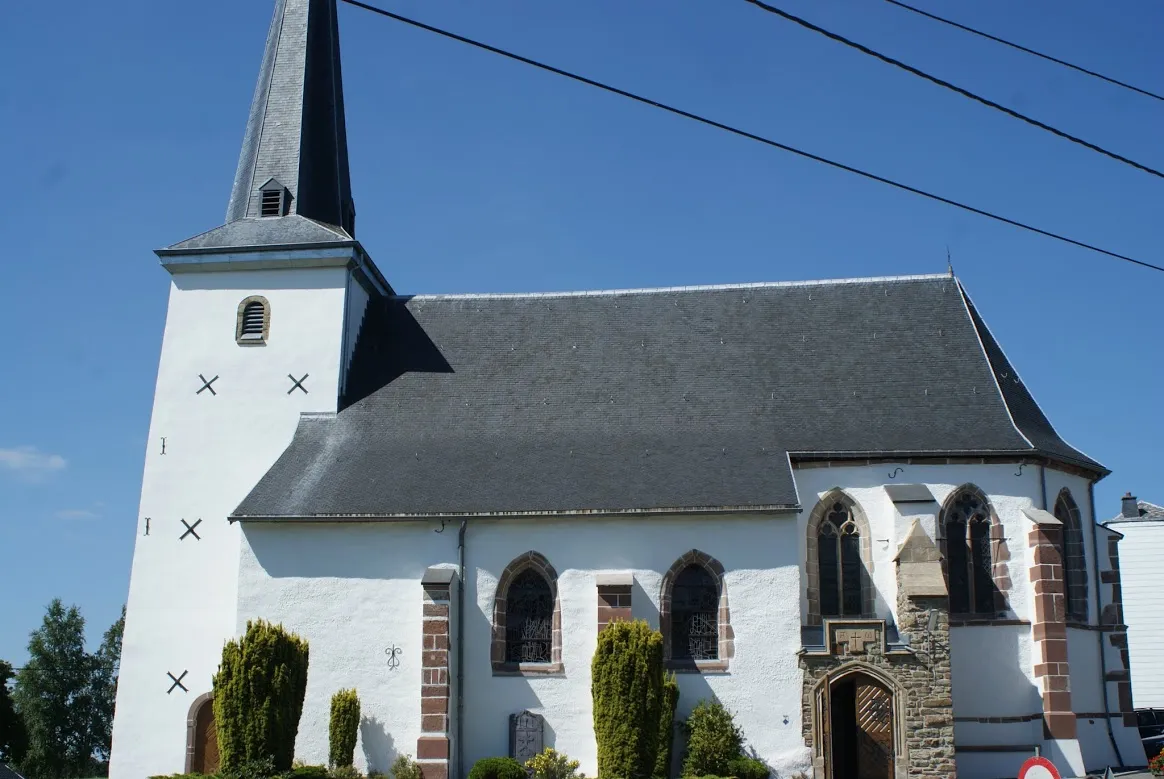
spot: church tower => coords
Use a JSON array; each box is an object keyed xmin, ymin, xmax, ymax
[{"xmin": 110, "ymin": 2, "xmax": 386, "ymax": 776}]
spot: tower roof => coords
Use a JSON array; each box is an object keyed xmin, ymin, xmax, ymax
[
  {"xmin": 163, "ymin": 0, "xmax": 357, "ymax": 254},
  {"xmin": 228, "ymin": 0, "xmax": 354, "ymax": 234}
]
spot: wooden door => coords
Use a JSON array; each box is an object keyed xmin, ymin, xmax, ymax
[
  {"xmin": 192, "ymin": 698, "xmax": 220, "ymax": 774},
  {"xmin": 817, "ymin": 684, "xmax": 831, "ymax": 779},
  {"xmin": 853, "ymin": 679, "xmax": 893, "ymax": 779}
]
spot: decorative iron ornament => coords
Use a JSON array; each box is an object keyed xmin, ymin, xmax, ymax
[
  {"xmin": 167, "ymin": 670, "xmax": 189, "ymax": 694},
  {"xmin": 385, "ymin": 645, "xmax": 402, "ymax": 670},
  {"xmin": 197, "ymin": 374, "xmax": 219, "ymax": 395},
  {"xmin": 505, "ymin": 569, "xmax": 553, "ymax": 664},
  {"xmin": 288, "ymin": 373, "xmax": 309, "ymax": 395},
  {"xmin": 672, "ymin": 566, "xmax": 718, "ymax": 661}
]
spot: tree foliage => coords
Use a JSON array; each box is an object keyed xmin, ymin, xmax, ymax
[
  {"xmin": 0, "ymin": 659, "xmax": 28, "ymax": 765},
  {"xmin": 12, "ymin": 600, "xmax": 100, "ymax": 778},
  {"xmin": 591, "ymin": 620, "xmax": 664, "ymax": 779},
  {"xmin": 213, "ymin": 619, "xmax": 310, "ymax": 774},
  {"xmin": 91, "ymin": 606, "xmax": 125, "ymax": 765},
  {"xmin": 328, "ymin": 689, "xmax": 360, "ymax": 768}
]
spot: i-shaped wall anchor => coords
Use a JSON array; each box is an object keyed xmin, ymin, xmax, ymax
[
  {"xmin": 160, "ymin": 437, "xmax": 167, "ymax": 455},
  {"xmin": 144, "ymin": 517, "xmax": 151, "ymax": 536}
]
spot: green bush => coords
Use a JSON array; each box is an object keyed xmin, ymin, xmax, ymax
[
  {"xmin": 390, "ymin": 754, "xmax": 422, "ymax": 779},
  {"xmin": 289, "ymin": 766, "xmax": 330, "ymax": 779},
  {"xmin": 468, "ymin": 756, "xmax": 526, "ymax": 779},
  {"xmin": 653, "ymin": 672, "xmax": 680, "ymax": 779},
  {"xmin": 213, "ymin": 620, "xmax": 310, "ymax": 774},
  {"xmin": 329, "ymin": 766, "xmax": 363, "ymax": 779},
  {"xmin": 148, "ymin": 774, "xmax": 216, "ymax": 779},
  {"xmin": 724, "ymin": 757, "xmax": 768, "ymax": 779},
  {"xmin": 681, "ymin": 701, "xmax": 742, "ymax": 778},
  {"xmin": 592, "ymin": 620, "xmax": 665, "ymax": 779},
  {"xmin": 329, "ymin": 689, "xmax": 361, "ymax": 768},
  {"xmin": 525, "ymin": 747, "xmax": 582, "ymax": 779},
  {"xmin": 220, "ymin": 756, "xmax": 278, "ymax": 779}
]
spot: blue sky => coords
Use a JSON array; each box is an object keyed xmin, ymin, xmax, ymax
[{"xmin": 0, "ymin": 0, "xmax": 1160, "ymax": 665}]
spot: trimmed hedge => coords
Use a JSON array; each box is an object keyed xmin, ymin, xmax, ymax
[
  {"xmin": 212, "ymin": 620, "xmax": 310, "ymax": 774},
  {"xmin": 654, "ymin": 671, "xmax": 680, "ymax": 779},
  {"xmin": 592, "ymin": 620, "xmax": 665, "ymax": 779},
  {"xmin": 329, "ymin": 689, "xmax": 361, "ymax": 768},
  {"xmin": 725, "ymin": 757, "xmax": 769, "ymax": 779},
  {"xmin": 468, "ymin": 756, "xmax": 526, "ymax": 779}
]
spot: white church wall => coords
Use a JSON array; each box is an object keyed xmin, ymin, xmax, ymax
[
  {"xmin": 231, "ymin": 513, "xmax": 808, "ymax": 777},
  {"xmin": 950, "ymin": 625, "xmax": 1041, "ymax": 718},
  {"xmin": 237, "ymin": 521, "xmax": 452, "ymax": 774},
  {"xmin": 111, "ymin": 266, "xmax": 354, "ymax": 779},
  {"xmin": 462, "ymin": 514, "xmax": 808, "ymax": 778}
]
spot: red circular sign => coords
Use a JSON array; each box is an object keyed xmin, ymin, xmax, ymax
[{"xmin": 1018, "ymin": 756, "xmax": 1061, "ymax": 779}]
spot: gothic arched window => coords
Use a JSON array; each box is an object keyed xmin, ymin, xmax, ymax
[
  {"xmin": 1054, "ymin": 490, "xmax": 1089, "ymax": 622},
  {"xmin": 671, "ymin": 565, "xmax": 720, "ymax": 661},
  {"xmin": 505, "ymin": 569, "xmax": 554, "ymax": 664},
  {"xmin": 818, "ymin": 502, "xmax": 864, "ymax": 617},
  {"xmin": 943, "ymin": 488, "xmax": 996, "ymax": 615}
]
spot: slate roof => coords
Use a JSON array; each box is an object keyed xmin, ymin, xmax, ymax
[
  {"xmin": 1107, "ymin": 501, "xmax": 1164, "ymax": 523},
  {"xmin": 165, "ymin": 0, "xmax": 355, "ymax": 252},
  {"xmin": 233, "ymin": 274, "xmax": 1103, "ymax": 520},
  {"xmin": 0, "ymin": 764, "xmax": 27, "ymax": 779}
]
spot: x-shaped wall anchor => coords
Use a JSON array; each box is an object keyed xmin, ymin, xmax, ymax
[
  {"xmin": 287, "ymin": 373, "xmax": 309, "ymax": 395},
  {"xmin": 167, "ymin": 670, "xmax": 189, "ymax": 694},
  {"xmin": 197, "ymin": 374, "xmax": 219, "ymax": 395},
  {"xmin": 180, "ymin": 519, "xmax": 202, "ymax": 541}
]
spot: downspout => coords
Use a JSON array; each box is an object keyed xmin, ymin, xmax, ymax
[
  {"xmin": 1089, "ymin": 480, "xmax": 1124, "ymax": 766},
  {"xmin": 1039, "ymin": 464, "xmax": 1048, "ymax": 509},
  {"xmin": 457, "ymin": 520, "xmax": 467, "ymax": 779}
]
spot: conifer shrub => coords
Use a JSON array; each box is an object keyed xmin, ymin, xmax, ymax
[
  {"xmin": 591, "ymin": 620, "xmax": 664, "ymax": 779},
  {"xmin": 290, "ymin": 766, "xmax": 330, "ymax": 779},
  {"xmin": 329, "ymin": 689, "xmax": 361, "ymax": 768},
  {"xmin": 212, "ymin": 619, "xmax": 310, "ymax": 774},
  {"xmin": 467, "ymin": 756, "xmax": 526, "ymax": 779},
  {"xmin": 681, "ymin": 701, "xmax": 742, "ymax": 778},
  {"xmin": 653, "ymin": 673, "xmax": 680, "ymax": 779}
]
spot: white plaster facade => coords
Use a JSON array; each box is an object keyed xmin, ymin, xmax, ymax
[
  {"xmin": 113, "ymin": 428, "xmax": 1144, "ymax": 779},
  {"xmin": 110, "ymin": 256, "xmax": 375, "ymax": 779}
]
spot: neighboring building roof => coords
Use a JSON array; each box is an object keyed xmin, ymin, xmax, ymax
[
  {"xmin": 0, "ymin": 763, "xmax": 28, "ymax": 779},
  {"xmin": 1107, "ymin": 500, "xmax": 1164, "ymax": 524},
  {"xmin": 234, "ymin": 274, "xmax": 1102, "ymax": 520}
]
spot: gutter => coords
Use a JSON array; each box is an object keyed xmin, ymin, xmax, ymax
[{"xmin": 1089, "ymin": 480, "xmax": 1124, "ymax": 767}]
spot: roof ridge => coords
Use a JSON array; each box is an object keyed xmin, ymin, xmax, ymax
[{"xmin": 395, "ymin": 273, "xmax": 952, "ymax": 301}]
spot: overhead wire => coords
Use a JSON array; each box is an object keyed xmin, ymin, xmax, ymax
[
  {"xmin": 741, "ymin": 0, "xmax": 1164, "ymax": 181},
  {"xmin": 338, "ymin": 0, "xmax": 1163, "ymax": 274},
  {"xmin": 882, "ymin": 0, "xmax": 1164, "ymax": 104}
]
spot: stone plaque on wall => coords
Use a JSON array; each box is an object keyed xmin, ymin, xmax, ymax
[{"xmin": 509, "ymin": 710, "xmax": 544, "ymax": 766}]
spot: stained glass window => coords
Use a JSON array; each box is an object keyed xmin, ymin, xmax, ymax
[
  {"xmin": 505, "ymin": 569, "xmax": 553, "ymax": 664},
  {"xmin": 671, "ymin": 565, "xmax": 718, "ymax": 661},
  {"xmin": 818, "ymin": 502, "xmax": 864, "ymax": 617},
  {"xmin": 1055, "ymin": 493, "xmax": 1089, "ymax": 621},
  {"xmin": 945, "ymin": 490, "xmax": 995, "ymax": 615}
]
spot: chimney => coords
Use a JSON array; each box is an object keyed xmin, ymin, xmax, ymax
[{"xmin": 1121, "ymin": 492, "xmax": 1141, "ymax": 519}]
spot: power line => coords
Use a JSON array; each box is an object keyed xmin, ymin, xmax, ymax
[
  {"xmin": 338, "ymin": 0, "xmax": 1163, "ymax": 274},
  {"xmin": 882, "ymin": 0, "xmax": 1164, "ymax": 104},
  {"xmin": 741, "ymin": 0, "xmax": 1164, "ymax": 181}
]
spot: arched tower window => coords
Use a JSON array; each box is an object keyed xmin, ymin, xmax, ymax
[
  {"xmin": 491, "ymin": 552, "xmax": 562, "ymax": 675},
  {"xmin": 235, "ymin": 296, "xmax": 270, "ymax": 345},
  {"xmin": 806, "ymin": 490, "xmax": 874, "ymax": 625},
  {"xmin": 1054, "ymin": 489, "xmax": 1089, "ymax": 622},
  {"xmin": 942, "ymin": 486, "xmax": 998, "ymax": 615},
  {"xmin": 659, "ymin": 550, "xmax": 733, "ymax": 669}
]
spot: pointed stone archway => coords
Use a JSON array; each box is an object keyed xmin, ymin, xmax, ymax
[
  {"xmin": 185, "ymin": 692, "xmax": 220, "ymax": 775},
  {"xmin": 810, "ymin": 662, "xmax": 906, "ymax": 779}
]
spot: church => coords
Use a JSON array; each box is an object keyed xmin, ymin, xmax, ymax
[{"xmin": 108, "ymin": 1, "xmax": 1146, "ymax": 778}]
